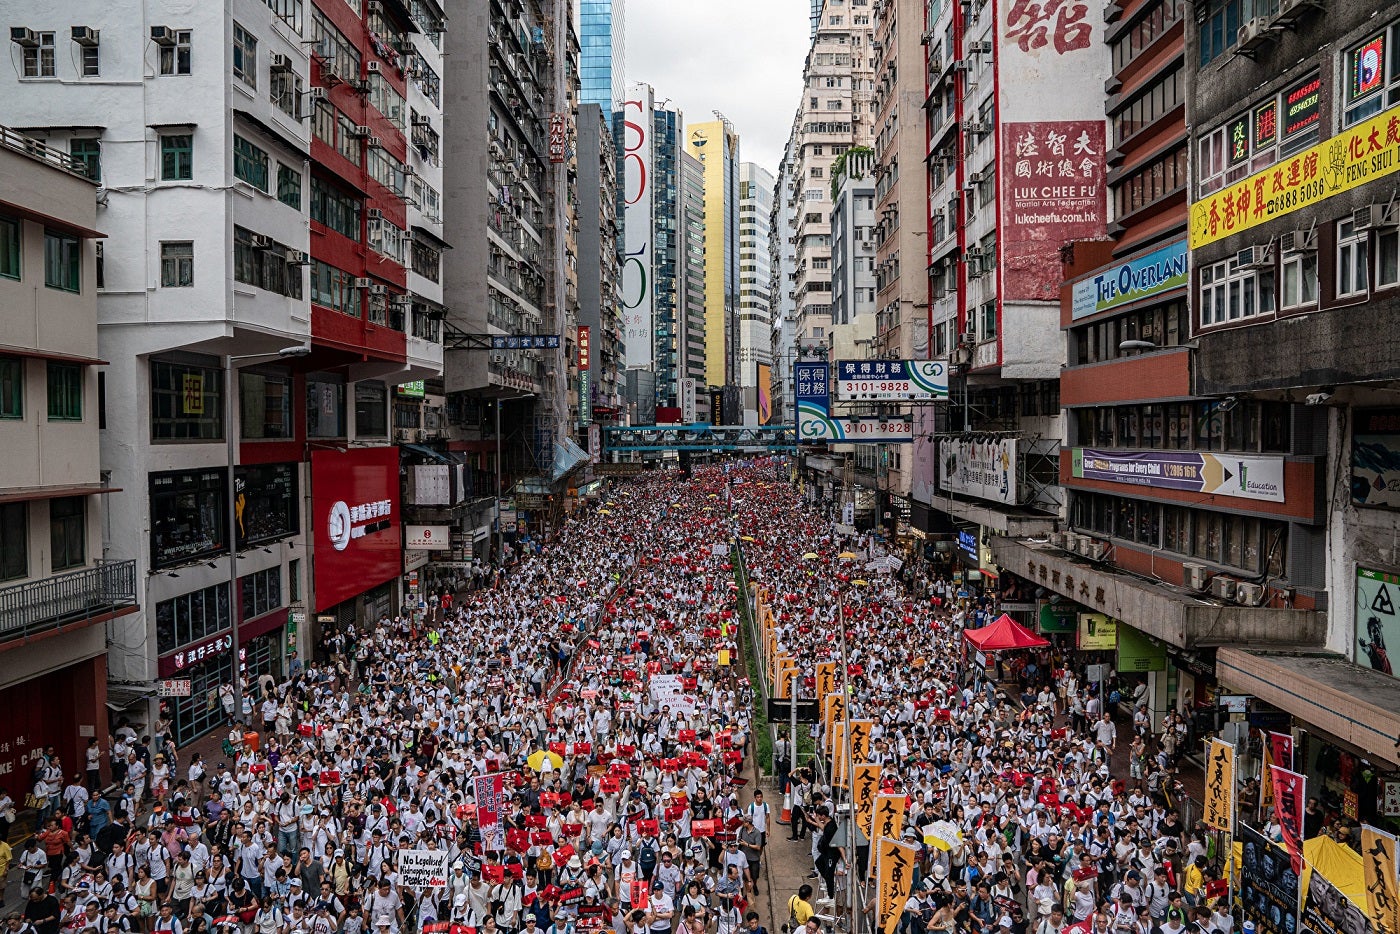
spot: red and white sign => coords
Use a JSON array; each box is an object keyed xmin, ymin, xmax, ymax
[
  {"xmin": 578, "ymin": 326, "xmax": 590, "ymax": 370},
  {"xmin": 312, "ymin": 447, "xmax": 402, "ymax": 612},
  {"xmin": 475, "ymin": 772, "xmax": 506, "ymax": 851},
  {"xmin": 1001, "ymin": 120, "xmax": 1106, "ymax": 300},
  {"xmin": 159, "ymin": 633, "xmax": 233, "ymax": 677},
  {"xmin": 549, "ymin": 113, "xmax": 567, "ymax": 163},
  {"xmin": 158, "ymin": 680, "xmax": 192, "ymax": 697},
  {"xmin": 404, "ymin": 524, "xmax": 450, "ymax": 551}
]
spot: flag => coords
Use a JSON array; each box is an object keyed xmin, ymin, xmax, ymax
[
  {"xmin": 1204, "ymin": 739, "xmax": 1235, "ymax": 833},
  {"xmin": 1362, "ymin": 825, "xmax": 1400, "ymax": 934},
  {"xmin": 1271, "ymin": 765, "xmax": 1306, "ymax": 874},
  {"xmin": 475, "ymin": 772, "xmax": 506, "ymax": 852},
  {"xmin": 868, "ymin": 794, "xmax": 907, "ymax": 874},
  {"xmin": 876, "ymin": 838, "xmax": 919, "ymax": 934}
]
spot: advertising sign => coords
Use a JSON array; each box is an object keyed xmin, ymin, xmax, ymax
[
  {"xmin": 1077, "ymin": 613, "xmax": 1117, "ymax": 650},
  {"xmin": 1356, "ymin": 567, "xmax": 1400, "ymax": 677},
  {"xmin": 158, "ymin": 680, "xmax": 192, "ymax": 697},
  {"xmin": 622, "ymin": 85, "xmax": 655, "ymax": 369},
  {"xmin": 397, "ymin": 380, "xmax": 425, "ymax": 398},
  {"xmin": 796, "ymin": 363, "xmax": 912, "ymax": 443},
  {"xmin": 1302, "ymin": 866, "xmax": 1374, "ymax": 934},
  {"xmin": 548, "ymin": 113, "xmax": 567, "ymax": 163},
  {"xmin": 1116, "ymin": 625, "xmax": 1166, "ymax": 672},
  {"xmin": 159, "ymin": 632, "xmax": 233, "ymax": 677},
  {"xmin": 1072, "ymin": 448, "xmax": 1285, "ymax": 502},
  {"xmin": 311, "ymin": 447, "xmax": 402, "ymax": 612},
  {"xmin": 1002, "ymin": 120, "xmax": 1108, "ymax": 301},
  {"xmin": 1071, "ymin": 240, "xmax": 1188, "ymax": 319},
  {"xmin": 757, "ymin": 363, "xmax": 773, "ymax": 424},
  {"xmin": 577, "ymin": 326, "xmax": 590, "ymax": 370},
  {"xmin": 940, "ymin": 438, "xmax": 1019, "ymax": 504},
  {"xmin": 1190, "ymin": 103, "xmax": 1400, "ymax": 248},
  {"xmin": 680, "ymin": 378, "xmax": 697, "ymax": 424},
  {"xmin": 404, "ymin": 525, "xmax": 450, "ymax": 551},
  {"xmin": 588, "ymin": 423, "xmax": 601, "ymax": 462},
  {"xmin": 1038, "ymin": 602, "xmax": 1078, "ymax": 634},
  {"xmin": 1241, "ymin": 823, "xmax": 1300, "ymax": 934},
  {"xmin": 834, "ymin": 360, "xmax": 949, "ymax": 401},
  {"xmin": 399, "ymin": 849, "xmax": 451, "ymax": 889},
  {"xmin": 1204, "ymin": 738, "xmax": 1235, "ymax": 833},
  {"xmin": 1352, "ymin": 409, "xmax": 1400, "ymax": 509}
]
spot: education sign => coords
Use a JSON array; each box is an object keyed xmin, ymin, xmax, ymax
[
  {"xmin": 1071, "ymin": 240, "xmax": 1188, "ymax": 319},
  {"xmin": 1072, "ymin": 448, "xmax": 1285, "ymax": 503}
]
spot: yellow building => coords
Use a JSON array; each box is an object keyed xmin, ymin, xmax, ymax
[{"xmin": 685, "ymin": 119, "xmax": 740, "ymax": 393}]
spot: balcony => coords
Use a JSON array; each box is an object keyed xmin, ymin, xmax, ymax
[{"xmin": 0, "ymin": 560, "xmax": 138, "ymax": 646}]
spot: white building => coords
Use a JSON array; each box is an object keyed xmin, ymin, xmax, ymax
[{"xmin": 737, "ymin": 162, "xmax": 773, "ymax": 424}]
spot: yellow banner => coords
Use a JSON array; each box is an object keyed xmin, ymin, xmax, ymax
[
  {"xmin": 868, "ymin": 794, "xmax": 908, "ymax": 873},
  {"xmin": 1362, "ymin": 825, "xmax": 1400, "ymax": 934},
  {"xmin": 852, "ymin": 763, "xmax": 881, "ymax": 840},
  {"xmin": 876, "ymin": 839, "xmax": 919, "ymax": 934},
  {"xmin": 1204, "ymin": 739, "xmax": 1234, "ymax": 833},
  {"xmin": 822, "ymin": 692, "xmax": 846, "ymax": 734},
  {"xmin": 1261, "ymin": 742, "xmax": 1275, "ymax": 816},
  {"xmin": 816, "ymin": 662, "xmax": 838, "ymax": 701},
  {"xmin": 1189, "ymin": 103, "xmax": 1400, "ymax": 248},
  {"xmin": 777, "ymin": 658, "xmax": 799, "ymax": 698},
  {"xmin": 828, "ymin": 719, "xmax": 845, "ymax": 765},
  {"xmin": 849, "ymin": 719, "xmax": 873, "ymax": 764}
]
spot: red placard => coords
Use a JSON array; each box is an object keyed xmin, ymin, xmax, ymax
[{"xmin": 311, "ymin": 447, "xmax": 402, "ymax": 612}]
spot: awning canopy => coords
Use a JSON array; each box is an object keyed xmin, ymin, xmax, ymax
[
  {"xmin": 401, "ymin": 443, "xmax": 451, "ymax": 464},
  {"xmin": 964, "ymin": 613, "xmax": 1049, "ymax": 651}
]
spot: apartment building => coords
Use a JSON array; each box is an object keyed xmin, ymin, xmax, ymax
[
  {"xmin": 769, "ymin": 128, "xmax": 800, "ymax": 424},
  {"xmin": 576, "ymin": 103, "xmax": 625, "ymax": 430},
  {"xmin": 738, "ymin": 162, "xmax": 775, "ymax": 424}
]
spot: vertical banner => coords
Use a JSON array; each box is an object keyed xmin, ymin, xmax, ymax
[
  {"xmin": 828, "ymin": 719, "xmax": 846, "ymax": 768},
  {"xmin": 852, "ymin": 764, "xmax": 881, "ymax": 841},
  {"xmin": 1362, "ymin": 825, "xmax": 1400, "ymax": 934},
  {"xmin": 622, "ymin": 85, "xmax": 654, "ymax": 369},
  {"xmin": 757, "ymin": 363, "xmax": 773, "ymax": 425},
  {"xmin": 1204, "ymin": 739, "xmax": 1235, "ymax": 833},
  {"xmin": 1241, "ymin": 823, "xmax": 1302, "ymax": 934},
  {"xmin": 474, "ymin": 772, "xmax": 506, "ymax": 852},
  {"xmin": 816, "ymin": 662, "xmax": 838, "ymax": 701},
  {"xmin": 1271, "ymin": 765, "xmax": 1306, "ymax": 874},
  {"xmin": 1271, "ymin": 731, "xmax": 1295, "ymax": 768},
  {"xmin": 822, "ymin": 692, "xmax": 846, "ymax": 735},
  {"xmin": 876, "ymin": 839, "xmax": 919, "ymax": 934},
  {"xmin": 848, "ymin": 720, "xmax": 873, "ymax": 764},
  {"xmin": 868, "ymin": 795, "xmax": 908, "ymax": 871}
]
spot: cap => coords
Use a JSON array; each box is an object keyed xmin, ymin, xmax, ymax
[
  {"xmin": 334, "ymin": 849, "xmax": 346, "ymax": 857},
  {"xmin": 621, "ymin": 849, "xmax": 632, "ymax": 859}
]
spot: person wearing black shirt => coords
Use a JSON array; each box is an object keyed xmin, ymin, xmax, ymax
[
  {"xmin": 23, "ymin": 887, "xmax": 60, "ymax": 934},
  {"xmin": 814, "ymin": 807, "xmax": 839, "ymax": 902}
]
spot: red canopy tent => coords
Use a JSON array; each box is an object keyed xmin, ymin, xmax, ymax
[{"xmin": 963, "ymin": 613, "xmax": 1049, "ymax": 652}]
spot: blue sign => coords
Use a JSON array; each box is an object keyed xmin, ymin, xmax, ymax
[
  {"xmin": 958, "ymin": 530, "xmax": 977, "ymax": 558},
  {"xmin": 1071, "ymin": 240, "xmax": 1189, "ymax": 320},
  {"xmin": 796, "ymin": 363, "xmax": 913, "ymax": 443},
  {"xmin": 492, "ymin": 335, "xmax": 561, "ymax": 349}
]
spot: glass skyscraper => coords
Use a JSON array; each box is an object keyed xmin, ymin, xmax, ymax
[{"xmin": 579, "ymin": 0, "xmax": 625, "ymax": 121}]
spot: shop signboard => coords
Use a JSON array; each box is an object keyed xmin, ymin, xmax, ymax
[
  {"xmin": 1240, "ymin": 823, "xmax": 1300, "ymax": 934},
  {"xmin": 1078, "ymin": 613, "xmax": 1117, "ymax": 650},
  {"xmin": 1039, "ymin": 602, "xmax": 1078, "ymax": 634},
  {"xmin": 940, "ymin": 438, "xmax": 1019, "ymax": 505},
  {"xmin": 1116, "ymin": 625, "xmax": 1166, "ymax": 672},
  {"xmin": 158, "ymin": 680, "xmax": 192, "ymax": 697},
  {"xmin": 1072, "ymin": 448, "xmax": 1285, "ymax": 503},
  {"xmin": 1071, "ymin": 240, "xmax": 1189, "ymax": 319},
  {"xmin": 1383, "ymin": 779, "xmax": 1400, "ymax": 818},
  {"xmin": 1352, "ymin": 408, "xmax": 1400, "ymax": 509},
  {"xmin": 404, "ymin": 525, "xmax": 451, "ymax": 550},
  {"xmin": 1356, "ymin": 566, "xmax": 1400, "ymax": 677},
  {"xmin": 834, "ymin": 360, "xmax": 949, "ymax": 401},
  {"xmin": 797, "ymin": 363, "xmax": 913, "ymax": 443},
  {"xmin": 311, "ymin": 447, "xmax": 402, "ymax": 612},
  {"xmin": 159, "ymin": 633, "xmax": 233, "ymax": 677}
]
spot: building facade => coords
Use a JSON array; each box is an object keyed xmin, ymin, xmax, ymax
[
  {"xmin": 686, "ymin": 118, "xmax": 741, "ymax": 419},
  {"xmin": 578, "ymin": 0, "xmax": 624, "ymax": 121},
  {"xmin": 738, "ymin": 162, "xmax": 775, "ymax": 425},
  {"xmin": 679, "ymin": 148, "xmax": 709, "ymax": 421}
]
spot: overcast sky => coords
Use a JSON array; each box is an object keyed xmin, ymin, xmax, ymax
[{"xmin": 625, "ymin": 0, "xmax": 811, "ymax": 177}]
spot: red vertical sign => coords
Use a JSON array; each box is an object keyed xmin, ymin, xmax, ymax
[{"xmin": 1270, "ymin": 765, "xmax": 1306, "ymax": 874}]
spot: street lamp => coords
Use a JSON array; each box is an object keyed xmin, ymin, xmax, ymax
[{"xmin": 224, "ymin": 344, "xmax": 310, "ymax": 728}]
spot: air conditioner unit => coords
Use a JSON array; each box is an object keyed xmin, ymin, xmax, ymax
[
  {"xmin": 1236, "ymin": 17, "xmax": 1274, "ymax": 52},
  {"xmin": 369, "ymin": 284, "xmax": 389, "ymax": 296},
  {"xmin": 1275, "ymin": 0, "xmax": 1322, "ymax": 18},
  {"xmin": 352, "ymin": 124, "xmax": 372, "ymax": 138},
  {"xmin": 1209, "ymin": 576, "xmax": 1237, "ymax": 601},
  {"xmin": 1084, "ymin": 540, "xmax": 1109, "ymax": 561},
  {"xmin": 395, "ymin": 427, "xmax": 414, "ymax": 442},
  {"xmin": 1236, "ymin": 245, "xmax": 1271, "ymax": 269},
  {"xmin": 958, "ymin": 330, "xmax": 975, "ymax": 345},
  {"xmin": 1354, "ymin": 203, "xmax": 1399, "ymax": 230},
  {"xmin": 1279, "ymin": 228, "xmax": 1318, "ymax": 253},
  {"xmin": 284, "ymin": 250, "xmax": 310, "ymax": 265},
  {"xmin": 412, "ymin": 114, "xmax": 432, "ymax": 127},
  {"xmin": 367, "ymin": 208, "xmax": 384, "ymax": 221},
  {"xmin": 1184, "ymin": 562, "xmax": 1210, "ymax": 591},
  {"xmin": 368, "ymin": 1, "xmax": 384, "ymax": 13},
  {"xmin": 1048, "ymin": 531, "xmax": 1068, "ymax": 549},
  {"xmin": 969, "ymin": 170, "xmax": 989, "ymax": 184},
  {"xmin": 367, "ymin": 136, "xmax": 384, "ymax": 149},
  {"xmin": 71, "ymin": 26, "xmax": 100, "ymax": 46},
  {"xmin": 952, "ymin": 59, "xmax": 971, "ymax": 72},
  {"xmin": 319, "ymin": 61, "xmax": 341, "ymax": 84},
  {"xmin": 1234, "ymin": 581, "xmax": 1266, "ymax": 606},
  {"xmin": 10, "ymin": 27, "xmax": 38, "ymax": 47},
  {"xmin": 149, "ymin": 25, "xmax": 177, "ymax": 46},
  {"xmin": 249, "ymin": 234, "xmax": 275, "ymax": 250},
  {"xmin": 352, "ymin": 277, "xmax": 373, "ymax": 289},
  {"xmin": 367, "ymin": 60, "xmax": 383, "ymax": 74},
  {"xmin": 965, "ymin": 122, "xmax": 991, "ymax": 135},
  {"xmin": 350, "ymin": 78, "xmax": 372, "ymax": 94},
  {"xmin": 490, "ymin": 352, "xmax": 507, "ymax": 364},
  {"xmin": 1063, "ymin": 534, "xmax": 1082, "ymax": 554},
  {"xmin": 306, "ymin": 87, "xmax": 327, "ymax": 102},
  {"xmin": 270, "ymin": 53, "xmax": 292, "ymax": 72},
  {"xmin": 969, "ymin": 40, "xmax": 993, "ymax": 53}
]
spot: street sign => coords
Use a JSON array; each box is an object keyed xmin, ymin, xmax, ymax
[
  {"xmin": 766, "ymin": 697, "xmax": 820, "ymax": 724},
  {"xmin": 158, "ymin": 680, "xmax": 192, "ymax": 697},
  {"xmin": 1085, "ymin": 663, "xmax": 1108, "ymax": 682},
  {"xmin": 491, "ymin": 335, "xmax": 560, "ymax": 350}
]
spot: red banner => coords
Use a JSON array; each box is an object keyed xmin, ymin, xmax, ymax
[
  {"xmin": 1270, "ymin": 732, "xmax": 1294, "ymax": 770},
  {"xmin": 475, "ymin": 772, "xmax": 506, "ymax": 852},
  {"xmin": 1271, "ymin": 764, "xmax": 1307, "ymax": 874},
  {"xmin": 310, "ymin": 447, "xmax": 402, "ymax": 611}
]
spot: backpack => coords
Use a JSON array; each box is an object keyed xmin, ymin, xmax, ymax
[{"xmin": 638, "ymin": 841, "xmax": 658, "ymax": 876}]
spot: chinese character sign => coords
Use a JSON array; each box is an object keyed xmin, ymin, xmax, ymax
[
  {"xmin": 1362, "ymin": 825, "xmax": 1400, "ymax": 934},
  {"xmin": 1203, "ymin": 738, "xmax": 1234, "ymax": 833},
  {"xmin": 475, "ymin": 772, "xmax": 506, "ymax": 852},
  {"xmin": 1271, "ymin": 765, "xmax": 1306, "ymax": 875},
  {"xmin": 1001, "ymin": 121, "xmax": 1106, "ymax": 301},
  {"xmin": 1004, "ymin": 0, "xmax": 1092, "ymax": 54},
  {"xmin": 877, "ymin": 839, "xmax": 919, "ymax": 934},
  {"xmin": 852, "ymin": 764, "xmax": 881, "ymax": 840},
  {"xmin": 870, "ymin": 793, "xmax": 907, "ymax": 851},
  {"xmin": 816, "ymin": 662, "xmax": 837, "ymax": 701}
]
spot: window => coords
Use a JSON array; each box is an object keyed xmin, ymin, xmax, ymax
[
  {"xmin": 160, "ymin": 241, "xmax": 194, "ymax": 287},
  {"xmin": 270, "ymin": 68, "xmax": 302, "ymax": 118},
  {"xmin": 0, "ymin": 357, "xmax": 21, "ymax": 418},
  {"xmin": 1111, "ymin": 66, "xmax": 1183, "ymax": 145},
  {"xmin": 234, "ymin": 463, "xmax": 298, "ymax": 546},
  {"xmin": 21, "ymin": 31, "xmax": 55, "ymax": 78},
  {"xmin": 1113, "ymin": 146, "xmax": 1187, "ymax": 217},
  {"xmin": 368, "ymin": 73, "xmax": 406, "ymax": 130},
  {"xmin": 411, "ymin": 240, "xmax": 440, "ymax": 282},
  {"xmin": 355, "ymin": 382, "xmax": 388, "ymax": 436},
  {"xmin": 1380, "ymin": 228, "xmax": 1400, "ymax": 289},
  {"xmin": 0, "ymin": 215, "xmax": 18, "ymax": 280},
  {"xmin": 45, "ymin": 363, "xmax": 82, "ymax": 422},
  {"xmin": 979, "ymin": 301, "xmax": 997, "ymax": 340},
  {"xmin": 161, "ymin": 134, "xmax": 193, "ymax": 181},
  {"xmin": 150, "ymin": 470, "xmax": 228, "ymax": 568},
  {"xmin": 0, "ymin": 503, "xmax": 24, "ymax": 581},
  {"xmin": 1338, "ymin": 219, "xmax": 1370, "ymax": 297},
  {"xmin": 44, "ymin": 231, "xmax": 80, "ymax": 292},
  {"xmin": 233, "ymin": 21, "xmax": 257, "ymax": 88},
  {"xmin": 368, "ymin": 216, "xmax": 405, "ymax": 263},
  {"xmin": 1199, "ymin": 257, "xmax": 1273, "ymax": 326},
  {"xmin": 49, "ymin": 497, "xmax": 85, "ymax": 570},
  {"xmin": 277, "ymin": 165, "xmax": 302, "ymax": 209},
  {"xmin": 155, "ymin": 583, "xmax": 231, "ymax": 656},
  {"xmin": 151, "ymin": 358, "xmax": 223, "ymax": 441},
  {"xmin": 411, "ymin": 54, "xmax": 441, "ymax": 107},
  {"xmin": 335, "ymin": 112, "xmax": 362, "ymax": 166},
  {"xmin": 367, "ymin": 148, "xmax": 406, "ymax": 196},
  {"xmin": 310, "ymin": 177, "xmax": 361, "ymax": 240},
  {"xmin": 158, "ymin": 30, "xmax": 192, "ymax": 75},
  {"xmin": 1343, "ymin": 26, "xmax": 1400, "ymax": 128},
  {"xmin": 233, "ymin": 228, "xmax": 302, "ymax": 299},
  {"xmin": 240, "ymin": 370, "xmax": 294, "ymax": 439},
  {"xmin": 312, "ymin": 101, "xmax": 336, "ymax": 147},
  {"xmin": 69, "ymin": 139, "xmax": 101, "ymax": 181},
  {"xmin": 1198, "ymin": 0, "xmax": 1241, "ymax": 65},
  {"xmin": 266, "ymin": 0, "xmax": 304, "ymax": 33},
  {"xmin": 310, "ymin": 260, "xmax": 358, "ymax": 315},
  {"xmin": 1199, "ymin": 75, "xmax": 1321, "ymax": 195},
  {"xmin": 311, "ymin": 11, "xmax": 360, "ymax": 84},
  {"xmin": 306, "ymin": 372, "xmax": 346, "ymax": 438},
  {"xmin": 233, "ymin": 135, "xmax": 270, "ymax": 190},
  {"xmin": 240, "ymin": 567, "xmax": 283, "ymax": 622},
  {"xmin": 79, "ymin": 39, "xmax": 99, "ymax": 77},
  {"xmin": 1111, "ymin": 0, "xmax": 1185, "ymax": 70},
  {"xmin": 1281, "ymin": 250, "xmax": 1318, "ymax": 308}
]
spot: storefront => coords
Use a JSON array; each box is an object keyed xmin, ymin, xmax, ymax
[{"xmin": 158, "ymin": 631, "xmax": 235, "ymax": 746}]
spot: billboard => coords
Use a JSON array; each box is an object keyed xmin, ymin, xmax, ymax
[
  {"xmin": 757, "ymin": 363, "xmax": 773, "ymax": 424},
  {"xmin": 796, "ymin": 363, "xmax": 912, "ymax": 443},
  {"xmin": 404, "ymin": 525, "xmax": 450, "ymax": 551},
  {"xmin": 1356, "ymin": 566, "xmax": 1400, "ymax": 678},
  {"xmin": 622, "ymin": 84, "xmax": 654, "ymax": 369},
  {"xmin": 834, "ymin": 360, "xmax": 949, "ymax": 401},
  {"xmin": 680, "ymin": 377, "xmax": 697, "ymax": 424},
  {"xmin": 940, "ymin": 437, "xmax": 1018, "ymax": 504},
  {"xmin": 1071, "ymin": 240, "xmax": 1188, "ymax": 319},
  {"xmin": 311, "ymin": 447, "xmax": 402, "ymax": 612},
  {"xmin": 1352, "ymin": 408, "xmax": 1400, "ymax": 509},
  {"xmin": 1239, "ymin": 823, "xmax": 1300, "ymax": 934},
  {"xmin": 1072, "ymin": 448, "xmax": 1285, "ymax": 503}
]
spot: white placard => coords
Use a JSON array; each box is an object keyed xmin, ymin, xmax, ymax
[
  {"xmin": 398, "ymin": 849, "xmax": 451, "ymax": 889},
  {"xmin": 158, "ymin": 680, "xmax": 191, "ymax": 697}
]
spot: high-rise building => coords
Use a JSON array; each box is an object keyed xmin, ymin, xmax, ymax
[
  {"xmin": 829, "ymin": 151, "xmax": 876, "ymax": 332},
  {"xmin": 738, "ymin": 163, "xmax": 775, "ymax": 425},
  {"xmin": 579, "ymin": 0, "xmax": 625, "ymax": 121},
  {"xmin": 686, "ymin": 118, "xmax": 741, "ymax": 414},
  {"xmin": 679, "ymin": 149, "xmax": 709, "ymax": 420},
  {"xmin": 575, "ymin": 103, "xmax": 625, "ymax": 428},
  {"xmin": 769, "ymin": 128, "xmax": 800, "ymax": 424}
]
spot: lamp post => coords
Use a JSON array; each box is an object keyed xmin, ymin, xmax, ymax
[{"xmin": 224, "ymin": 344, "xmax": 310, "ymax": 728}]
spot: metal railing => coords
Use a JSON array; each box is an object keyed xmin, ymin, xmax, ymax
[
  {"xmin": 0, "ymin": 559, "xmax": 138, "ymax": 643},
  {"xmin": 0, "ymin": 125, "xmax": 93, "ymax": 179}
]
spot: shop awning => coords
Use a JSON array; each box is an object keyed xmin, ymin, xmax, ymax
[
  {"xmin": 105, "ymin": 682, "xmax": 157, "ymax": 710},
  {"xmin": 401, "ymin": 443, "xmax": 451, "ymax": 464},
  {"xmin": 1217, "ymin": 647, "xmax": 1400, "ymax": 768},
  {"xmin": 964, "ymin": 614, "xmax": 1049, "ymax": 651}
]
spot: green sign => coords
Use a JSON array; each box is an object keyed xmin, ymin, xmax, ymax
[
  {"xmin": 1039, "ymin": 602, "xmax": 1077, "ymax": 634},
  {"xmin": 1117, "ymin": 624, "xmax": 1166, "ymax": 672},
  {"xmin": 398, "ymin": 380, "xmax": 426, "ymax": 398}
]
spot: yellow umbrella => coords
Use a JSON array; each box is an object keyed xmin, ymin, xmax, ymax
[
  {"xmin": 527, "ymin": 750, "xmax": 564, "ymax": 772},
  {"xmin": 672, "ymin": 503, "xmax": 682, "ymax": 507},
  {"xmin": 598, "ymin": 509, "xmax": 612, "ymax": 516},
  {"xmin": 803, "ymin": 552, "xmax": 820, "ymax": 560},
  {"xmin": 838, "ymin": 551, "xmax": 858, "ymax": 560},
  {"xmin": 708, "ymin": 494, "xmax": 719, "ymax": 499},
  {"xmin": 740, "ymin": 536, "xmax": 755, "ymax": 542},
  {"xmin": 853, "ymin": 579, "xmax": 869, "ymax": 586}
]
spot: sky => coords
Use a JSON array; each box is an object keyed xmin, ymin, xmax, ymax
[{"xmin": 625, "ymin": 0, "xmax": 811, "ymax": 177}]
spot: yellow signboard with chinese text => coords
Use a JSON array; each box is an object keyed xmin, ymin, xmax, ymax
[{"xmin": 1204, "ymin": 738, "xmax": 1235, "ymax": 833}]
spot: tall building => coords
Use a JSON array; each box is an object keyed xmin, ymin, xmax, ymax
[
  {"xmin": 575, "ymin": 103, "xmax": 625, "ymax": 428},
  {"xmin": 738, "ymin": 162, "xmax": 774, "ymax": 424},
  {"xmin": 829, "ymin": 150, "xmax": 877, "ymax": 332},
  {"xmin": 578, "ymin": 0, "xmax": 625, "ymax": 121},
  {"xmin": 769, "ymin": 128, "xmax": 800, "ymax": 424},
  {"xmin": 0, "ymin": 129, "xmax": 137, "ymax": 782},
  {"xmin": 679, "ymin": 149, "xmax": 709, "ymax": 421},
  {"xmin": 686, "ymin": 118, "xmax": 741, "ymax": 417}
]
